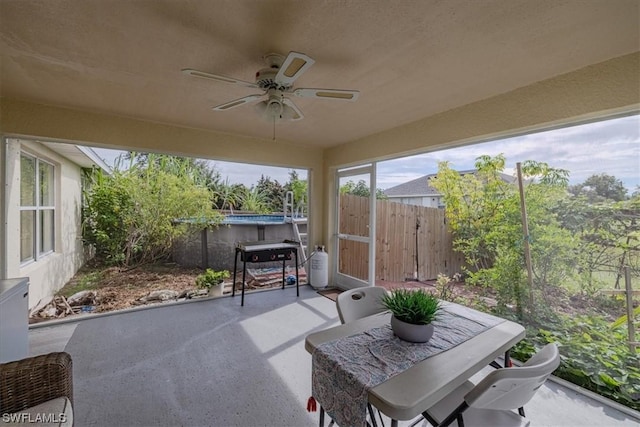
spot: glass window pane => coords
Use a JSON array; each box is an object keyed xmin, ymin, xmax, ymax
[
  {"xmin": 338, "ymin": 239, "xmax": 369, "ymax": 281},
  {"xmin": 39, "ymin": 161, "xmax": 55, "ymax": 206},
  {"xmin": 40, "ymin": 209, "xmax": 55, "ymax": 254},
  {"xmin": 338, "ymin": 174, "xmax": 371, "ymax": 238},
  {"xmin": 20, "ymin": 155, "xmax": 36, "ymax": 206},
  {"xmin": 20, "ymin": 210, "xmax": 35, "ymax": 262}
]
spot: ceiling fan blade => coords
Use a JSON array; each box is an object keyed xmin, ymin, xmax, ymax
[
  {"xmin": 274, "ymin": 51, "xmax": 315, "ymax": 87},
  {"xmin": 293, "ymin": 88, "xmax": 359, "ymax": 101},
  {"xmin": 282, "ymin": 98, "xmax": 304, "ymax": 121},
  {"xmin": 182, "ymin": 68, "xmax": 258, "ymax": 89},
  {"xmin": 212, "ymin": 94, "xmax": 265, "ymax": 111}
]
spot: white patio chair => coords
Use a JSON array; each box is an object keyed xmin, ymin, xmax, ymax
[
  {"xmin": 336, "ymin": 286, "xmax": 388, "ymax": 324},
  {"xmin": 420, "ymin": 343, "xmax": 560, "ymax": 427}
]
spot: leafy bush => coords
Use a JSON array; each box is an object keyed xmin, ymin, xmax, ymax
[
  {"xmin": 381, "ymin": 289, "xmax": 441, "ymax": 325},
  {"xmin": 435, "ymin": 273, "xmax": 456, "ymax": 301},
  {"xmin": 195, "ymin": 269, "xmax": 230, "ymax": 290},
  {"xmin": 511, "ymin": 313, "xmax": 640, "ymax": 410},
  {"xmin": 82, "ymin": 171, "xmax": 132, "ymax": 264},
  {"xmin": 83, "ymin": 153, "xmax": 222, "ymax": 266}
]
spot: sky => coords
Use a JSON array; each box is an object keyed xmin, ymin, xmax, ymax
[{"xmin": 93, "ymin": 114, "xmax": 639, "ymax": 193}]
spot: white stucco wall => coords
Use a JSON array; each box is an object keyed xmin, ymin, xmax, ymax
[{"xmin": 4, "ymin": 138, "xmax": 86, "ymax": 309}]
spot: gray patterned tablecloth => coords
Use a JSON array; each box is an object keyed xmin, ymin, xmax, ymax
[{"xmin": 311, "ymin": 306, "xmax": 505, "ymax": 427}]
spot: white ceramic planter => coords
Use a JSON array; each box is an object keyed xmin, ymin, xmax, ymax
[
  {"xmin": 208, "ymin": 282, "xmax": 224, "ymax": 297},
  {"xmin": 390, "ymin": 316, "xmax": 434, "ymax": 343}
]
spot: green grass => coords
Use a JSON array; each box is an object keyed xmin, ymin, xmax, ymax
[
  {"xmin": 57, "ymin": 270, "xmax": 105, "ymax": 298},
  {"xmin": 562, "ymin": 269, "xmax": 633, "ymax": 295}
]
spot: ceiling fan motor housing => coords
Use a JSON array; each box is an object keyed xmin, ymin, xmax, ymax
[{"xmin": 255, "ymin": 68, "xmax": 289, "ymax": 90}]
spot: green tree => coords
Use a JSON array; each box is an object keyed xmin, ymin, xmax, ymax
[
  {"xmin": 340, "ymin": 179, "xmax": 387, "ymax": 199},
  {"xmin": 123, "ymin": 152, "xmax": 221, "ymax": 190},
  {"xmin": 285, "ymin": 170, "xmax": 308, "ymax": 216},
  {"xmin": 256, "ymin": 175, "xmax": 286, "ymax": 212},
  {"xmin": 553, "ymin": 196, "xmax": 640, "ymax": 292},
  {"xmin": 569, "ymin": 173, "xmax": 628, "ymax": 203},
  {"xmin": 430, "ymin": 155, "xmax": 572, "ymax": 318}
]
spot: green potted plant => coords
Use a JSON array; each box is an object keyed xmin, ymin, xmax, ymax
[
  {"xmin": 195, "ymin": 269, "xmax": 230, "ymax": 297},
  {"xmin": 381, "ymin": 288, "xmax": 441, "ymax": 343}
]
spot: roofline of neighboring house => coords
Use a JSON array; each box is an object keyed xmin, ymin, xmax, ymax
[
  {"xmin": 76, "ymin": 145, "xmax": 111, "ymax": 173},
  {"xmin": 37, "ymin": 140, "xmax": 112, "ymax": 173},
  {"xmin": 384, "ymin": 169, "xmax": 517, "ymax": 198},
  {"xmin": 386, "ymin": 193, "xmax": 441, "ymax": 198}
]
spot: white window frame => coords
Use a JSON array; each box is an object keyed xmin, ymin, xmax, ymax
[
  {"xmin": 334, "ymin": 163, "xmax": 376, "ymax": 289},
  {"xmin": 19, "ymin": 152, "xmax": 55, "ymax": 264}
]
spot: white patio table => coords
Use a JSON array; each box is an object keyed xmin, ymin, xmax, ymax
[{"xmin": 305, "ymin": 301, "xmax": 525, "ymax": 427}]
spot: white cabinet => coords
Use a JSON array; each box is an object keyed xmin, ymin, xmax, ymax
[{"xmin": 0, "ymin": 277, "xmax": 30, "ymax": 363}]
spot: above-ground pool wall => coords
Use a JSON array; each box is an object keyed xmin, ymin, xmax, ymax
[{"xmin": 172, "ymin": 223, "xmax": 297, "ymax": 272}]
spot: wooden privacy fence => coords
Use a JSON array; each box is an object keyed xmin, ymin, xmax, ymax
[{"xmin": 339, "ymin": 194, "xmax": 465, "ymax": 282}]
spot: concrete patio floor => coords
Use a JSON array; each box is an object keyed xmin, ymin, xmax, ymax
[{"xmin": 29, "ymin": 285, "xmax": 640, "ymax": 427}]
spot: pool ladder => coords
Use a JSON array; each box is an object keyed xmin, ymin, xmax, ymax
[{"xmin": 285, "ymin": 191, "xmax": 308, "ymax": 261}]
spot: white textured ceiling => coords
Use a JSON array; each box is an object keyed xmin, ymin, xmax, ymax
[{"xmin": 1, "ymin": 0, "xmax": 638, "ymax": 148}]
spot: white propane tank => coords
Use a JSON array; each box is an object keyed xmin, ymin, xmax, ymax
[{"xmin": 310, "ymin": 246, "xmax": 329, "ymax": 289}]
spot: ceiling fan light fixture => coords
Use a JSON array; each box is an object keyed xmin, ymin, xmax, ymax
[
  {"xmin": 266, "ymin": 98, "xmax": 284, "ymax": 117},
  {"xmin": 254, "ymin": 99, "xmax": 282, "ymax": 121},
  {"xmin": 281, "ymin": 100, "xmax": 304, "ymax": 121},
  {"xmin": 281, "ymin": 109, "xmax": 301, "ymax": 121},
  {"xmin": 253, "ymin": 96, "xmax": 304, "ymax": 122}
]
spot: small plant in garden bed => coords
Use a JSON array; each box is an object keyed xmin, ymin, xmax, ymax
[
  {"xmin": 511, "ymin": 313, "xmax": 640, "ymax": 411},
  {"xmin": 381, "ymin": 288, "xmax": 441, "ymax": 325},
  {"xmin": 435, "ymin": 273, "xmax": 457, "ymax": 301},
  {"xmin": 195, "ymin": 269, "xmax": 230, "ymax": 290}
]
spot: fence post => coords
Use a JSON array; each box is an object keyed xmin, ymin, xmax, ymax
[{"xmin": 624, "ymin": 266, "xmax": 637, "ymax": 353}]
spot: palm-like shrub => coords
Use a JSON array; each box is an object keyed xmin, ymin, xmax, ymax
[{"xmin": 381, "ymin": 289, "xmax": 441, "ymax": 325}]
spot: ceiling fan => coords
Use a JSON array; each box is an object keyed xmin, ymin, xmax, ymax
[{"xmin": 182, "ymin": 51, "xmax": 359, "ymax": 123}]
